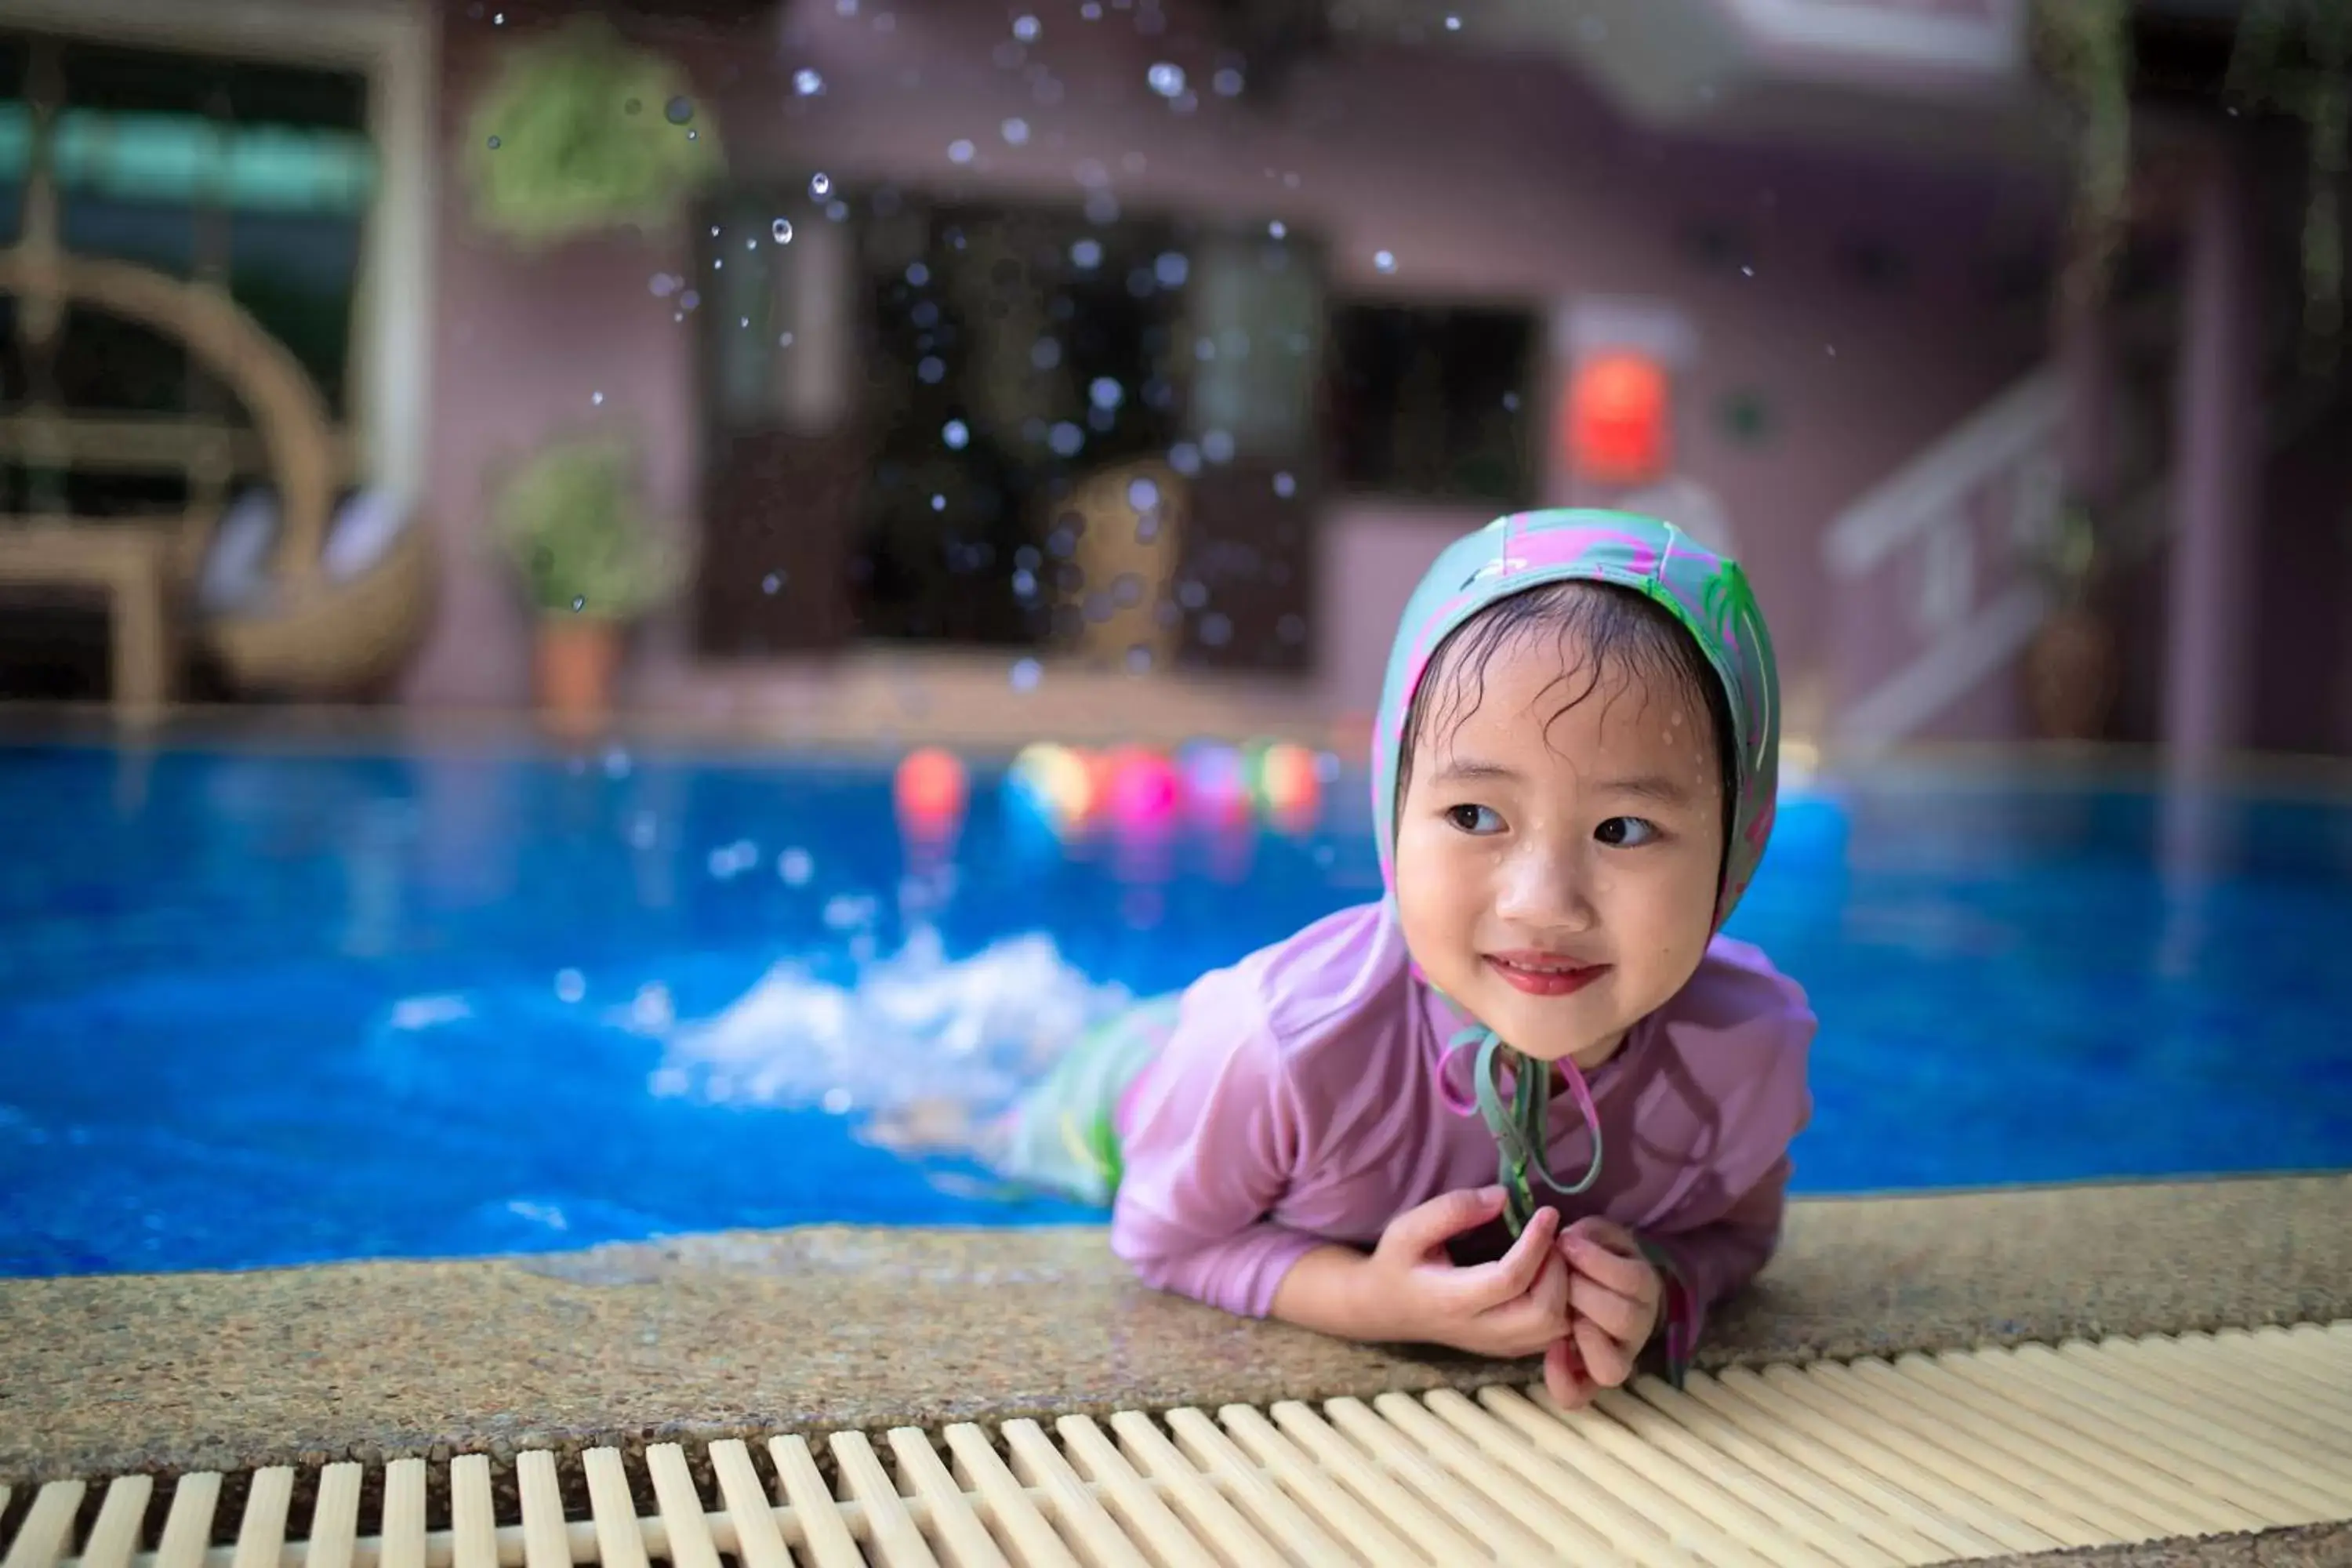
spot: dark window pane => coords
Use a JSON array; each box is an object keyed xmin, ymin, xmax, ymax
[{"xmin": 1324, "ymin": 303, "xmax": 1537, "ymax": 505}]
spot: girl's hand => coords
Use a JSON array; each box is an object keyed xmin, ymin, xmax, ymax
[
  {"xmin": 1363, "ymin": 1188, "xmax": 1570, "ymax": 1359},
  {"xmin": 1545, "ymin": 1216, "xmax": 1664, "ymax": 1409}
]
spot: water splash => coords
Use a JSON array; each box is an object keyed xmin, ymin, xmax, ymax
[{"xmin": 645, "ymin": 926, "xmax": 1134, "ymax": 1154}]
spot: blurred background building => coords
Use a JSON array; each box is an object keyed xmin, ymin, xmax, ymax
[{"xmin": 0, "ymin": 0, "xmax": 2343, "ymax": 768}]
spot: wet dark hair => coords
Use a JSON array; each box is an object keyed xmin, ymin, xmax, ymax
[{"xmin": 1394, "ymin": 580, "xmax": 1740, "ymax": 871}]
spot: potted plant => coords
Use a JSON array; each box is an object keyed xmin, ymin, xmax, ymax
[
  {"xmin": 2022, "ymin": 498, "xmax": 2118, "ymax": 742},
  {"xmin": 490, "ymin": 434, "xmax": 688, "ymax": 734}
]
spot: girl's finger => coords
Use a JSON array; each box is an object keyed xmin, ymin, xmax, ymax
[
  {"xmin": 1573, "ymin": 1312, "xmax": 1634, "ymax": 1389},
  {"xmin": 1567, "ymin": 1272, "xmax": 1650, "ymax": 1345},
  {"xmin": 1448, "ymin": 1204, "xmax": 1558, "ymax": 1312},
  {"xmin": 1544, "ymin": 1336, "xmax": 1592, "ymax": 1409},
  {"xmin": 1563, "ymin": 1227, "xmax": 1656, "ymax": 1300}
]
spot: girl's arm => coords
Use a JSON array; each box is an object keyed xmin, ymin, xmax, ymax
[
  {"xmin": 1107, "ymin": 971, "xmax": 1328, "ymax": 1317},
  {"xmin": 1637, "ymin": 1155, "xmax": 1791, "ymax": 1381}
]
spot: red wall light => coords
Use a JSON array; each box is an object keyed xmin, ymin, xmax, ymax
[{"xmin": 1566, "ymin": 351, "xmax": 1671, "ymax": 486}]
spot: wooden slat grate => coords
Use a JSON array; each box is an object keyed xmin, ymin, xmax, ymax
[{"xmin": 5, "ymin": 1323, "xmax": 2347, "ymax": 1568}]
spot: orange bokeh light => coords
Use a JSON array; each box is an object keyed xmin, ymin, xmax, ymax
[{"xmin": 1566, "ymin": 351, "xmax": 1671, "ymax": 485}]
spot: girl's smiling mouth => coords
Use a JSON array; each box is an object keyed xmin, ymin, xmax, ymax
[{"xmin": 1484, "ymin": 953, "xmax": 1610, "ymax": 996}]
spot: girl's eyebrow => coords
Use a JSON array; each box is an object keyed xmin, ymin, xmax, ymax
[
  {"xmin": 1429, "ymin": 756, "xmax": 1520, "ymax": 784},
  {"xmin": 1598, "ymin": 773, "xmax": 1694, "ymax": 806}
]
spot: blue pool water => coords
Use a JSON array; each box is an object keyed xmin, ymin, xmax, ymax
[{"xmin": 2, "ymin": 739, "xmax": 2348, "ymax": 1278}]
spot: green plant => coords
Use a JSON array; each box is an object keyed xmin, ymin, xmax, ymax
[
  {"xmin": 490, "ymin": 434, "xmax": 688, "ymax": 622},
  {"xmin": 2227, "ymin": 0, "xmax": 2350, "ymax": 374},
  {"xmin": 2027, "ymin": 497, "xmax": 2103, "ymax": 609},
  {"xmin": 2030, "ymin": 0, "xmax": 2135, "ymax": 312},
  {"xmin": 464, "ymin": 16, "xmax": 724, "ymax": 248}
]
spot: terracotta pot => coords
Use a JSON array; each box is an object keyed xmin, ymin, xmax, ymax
[
  {"xmin": 2024, "ymin": 604, "xmax": 2117, "ymax": 741},
  {"xmin": 535, "ymin": 618, "xmax": 622, "ymax": 737}
]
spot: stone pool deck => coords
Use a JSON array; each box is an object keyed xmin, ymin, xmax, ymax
[{"xmin": 5, "ymin": 1173, "xmax": 2348, "ymax": 1566}]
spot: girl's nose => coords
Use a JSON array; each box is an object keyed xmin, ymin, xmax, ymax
[{"xmin": 1493, "ymin": 838, "xmax": 1595, "ymax": 930}]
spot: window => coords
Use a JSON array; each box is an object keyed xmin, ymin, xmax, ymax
[
  {"xmin": 1323, "ymin": 303, "xmax": 1538, "ymax": 506},
  {"xmin": 0, "ymin": 31, "xmax": 376, "ymax": 521}
]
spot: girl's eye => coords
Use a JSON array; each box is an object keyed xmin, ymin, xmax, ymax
[
  {"xmin": 1445, "ymin": 803, "xmax": 1504, "ymax": 835},
  {"xmin": 1595, "ymin": 816, "xmax": 1659, "ymax": 848}
]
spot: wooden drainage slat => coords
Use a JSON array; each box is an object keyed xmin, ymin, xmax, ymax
[{"xmin": 6, "ymin": 1323, "xmax": 2347, "ymax": 1567}]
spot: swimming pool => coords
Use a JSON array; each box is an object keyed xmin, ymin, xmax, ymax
[{"xmin": 2, "ymin": 738, "xmax": 2348, "ymax": 1277}]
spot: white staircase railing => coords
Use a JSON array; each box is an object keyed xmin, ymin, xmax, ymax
[{"xmin": 1820, "ymin": 365, "xmax": 2069, "ymax": 753}]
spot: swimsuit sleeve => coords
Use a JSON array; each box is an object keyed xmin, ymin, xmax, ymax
[
  {"xmin": 1639, "ymin": 1155, "xmax": 1792, "ymax": 1387},
  {"xmin": 1108, "ymin": 964, "xmax": 1326, "ymax": 1318},
  {"xmin": 1634, "ymin": 949, "xmax": 1816, "ymax": 1385}
]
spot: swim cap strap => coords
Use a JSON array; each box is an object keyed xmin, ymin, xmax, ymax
[{"xmin": 1458, "ymin": 1027, "xmax": 1604, "ymax": 1235}]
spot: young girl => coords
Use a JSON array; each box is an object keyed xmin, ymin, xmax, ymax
[{"xmin": 991, "ymin": 509, "xmax": 1813, "ymax": 1406}]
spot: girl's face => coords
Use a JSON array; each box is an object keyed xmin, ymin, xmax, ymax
[{"xmin": 1392, "ymin": 625, "xmax": 1725, "ymax": 1068}]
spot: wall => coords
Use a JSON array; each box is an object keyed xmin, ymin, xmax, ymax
[{"xmin": 401, "ymin": 0, "xmax": 2060, "ymax": 726}]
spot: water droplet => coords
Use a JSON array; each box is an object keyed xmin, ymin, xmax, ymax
[
  {"xmin": 1070, "ymin": 238, "xmax": 1103, "ymax": 269},
  {"xmin": 1740, "ymin": 263, "xmax": 1755, "ymax": 278},
  {"xmin": 822, "ymin": 1087, "xmax": 854, "ymax": 1115},
  {"xmin": 943, "ymin": 419, "xmax": 970, "ymax": 449},
  {"xmin": 1013, "ymin": 13, "xmax": 1040, "ymax": 40},
  {"xmin": 1127, "ymin": 477, "xmax": 1160, "ymax": 511},
  {"xmin": 591, "ymin": 390, "xmax": 604, "ymax": 405},
  {"xmin": 688, "ymin": 129, "xmax": 699, "ymax": 141},
  {"xmin": 1213, "ymin": 67, "xmax": 1244, "ymax": 96},
  {"xmin": 1031, "ymin": 337, "xmax": 1062, "ymax": 370},
  {"xmin": 1048, "ymin": 422, "xmax": 1084, "ymax": 456},
  {"xmin": 571, "ymin": 596, "xmax": 586, "ymax": 612},
  {"xmin": 826, "ymin": 199, "xmax": 849, "ymax": 222},
  {"xmin": 778, "ymin": 847, "xmax": 815, "ymax": 884},
  {"xmin": 931, "ymin": 493, "xmax": 947, "ymax": 512},
  {"xmin": 555, "ymin": 969, "xmax": 586, "ymax": 1003},
  {"xmin": 1446, "ymin": 13, "xmax": 1461, "ymax": 29},
  {"xmin": 1090, "ymin": 376, "xmax": 1124, "ymax": 411},
  {"xmin": 1374, "ymin": 249, "xmax": 1397, "ymax": 272},
  {"xmin": 810, "ymin": 171, "xmax": 832, "ymax": 198},
  {"xmin": 1502, "ymin": 391, "xmax": 1521, "ymax": 412},
  {"xmin": 746, "ymin": 238, "xmax": 758, "ymax": 250},
  {"xmin": 918, "ymin": 355, "xmax": 946, "ymax": 384},
  {"xmin": 1155, "ymin": 252, "xmax": 1189, "ymax": 288},
  {"xmin": 1009, "ymin": 657, "xmax": 1042, "ymax": 692},
  {"xmin": 1081, "ymin": 1, "xmax": 1100, "ymax": 16},
  {"xmin": 1001, "ymin": 117, "xmax": 1030, "ymax": 145},
  {"xmin": 773, "ymin": 217, "xmax": 793, "ymax": 243},
  {"xmin": 906, "ymin": 260, "xmax": 931, "ymax": 286},
  {"xmin": 486, "ymin": 135, "xmax": 501, "ymax": 150},
  {"xmin": 1167, "ymin": 441, "xmax": 1202, "ymax": 477},
  {"xmin": 779, "ymin": 331, "xmax": 795, "ymax": 347},
  {"xmin": 947, "ymin": 138, "xmax": 975, "ymax": 164},
  {"xmin": 1272, "ymin": 470, "xmax": 1296, "ymax": 499},
  {"xmin": 1268, "ymin": 220, "xmax": 1287, "ymax": 239},
  {"xmin": 666, "ymin": 96, "xmax": 694, "ymax": 125},
  {"xmin": 1201, "ymin": 429, "xmax": 1235, "ymax": 464},
  {"xmin": 1147, "ymin": 62, "xmax": 1185, "ymax": 97},
  {"xmin": 763, "ymin": 572, "xmax": 782, "ymax": 594},
  {"xmin": 794, "ymin": 68, "xmax": 826, "ymax": 96}
]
